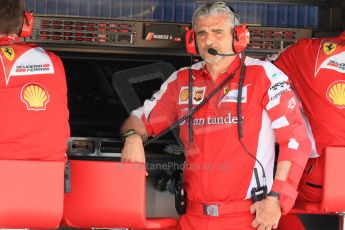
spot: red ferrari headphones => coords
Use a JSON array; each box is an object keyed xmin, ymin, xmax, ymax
[
  {"xmin": 19, "ymin": 11, "xmax": 34, "ymax": 38},
  {"xmin": 185, "ymin": 5, "xmax": 249, "ymax": 55}
]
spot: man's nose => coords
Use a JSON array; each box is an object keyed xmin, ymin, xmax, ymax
[{"xmin": 205, "ymin": 34, "xmax": 215, "ymax": 46}]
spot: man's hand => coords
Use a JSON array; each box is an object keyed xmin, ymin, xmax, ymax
[
  {"xmin": 121, "ymin": 134, "xmax": 145, "ymax": 163},
  {"xmin": 250, "ymin": 196, "xmax": 282, "ymax": 230}
]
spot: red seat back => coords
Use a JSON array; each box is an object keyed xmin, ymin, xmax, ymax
[
  {"xmin": 62, "ymin": 160, "xmax": 147, "ymax": 229},
  {"xmin": 0, "ymin": 159, "xmax": 65, "ymax": 229},
  {"xmin": 321, "ymin": 147, "xmax": 345, "ymax": 212}
]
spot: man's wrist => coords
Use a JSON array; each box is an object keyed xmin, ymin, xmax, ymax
[
  {"xmin": 123, "ymin": 133, "xmax": 142, "ymax": 144},
  {"xmin": 122, "ymin": 129, "xmax": 137, "ymax": 142},
  {"xmin": 271, "ymin": 179, "xmax": 298, "ymax": 214},
  {"xmin": 266, "ymin": 191, "xmax": 280, "ymax": 205},
  {"xmin": 268, "ymin": 191, "xmax": 280, "ymax": 198}
]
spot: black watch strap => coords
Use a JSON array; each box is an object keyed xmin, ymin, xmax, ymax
[
  {"xmin": 122, "ymin": 129, "xmax": 137, "ymax": 142},
  {"xmin": 268, "ymin": 191, "xmax": 280, "ymax": 198}
]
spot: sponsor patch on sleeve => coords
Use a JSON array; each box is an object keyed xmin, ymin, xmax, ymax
[
  {"xmin": 10, "ymin": 47, "xmax": 55, "ymax": 77},
  {"xmin": 268, "ymin": 81, "xmax": 290, "ymax": 101}
]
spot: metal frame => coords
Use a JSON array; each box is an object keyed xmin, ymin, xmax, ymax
[
  {"xmin": 319, "ymin": 2, "xmax": 344, "ymax": 30},
  {"xmin": 112, "ymin": 62, "xmax": 176, "ymax": 114},
  {"xmin": 339, "ymin": 212, "xmax": 345, "ymax": 230},
  {"xmin": 230, "ymin": 0, "xmax": 340, "ymax": 6},
  {"xmin": 112, "ymin": 62, "xmax": 183, "ymax": 146}
]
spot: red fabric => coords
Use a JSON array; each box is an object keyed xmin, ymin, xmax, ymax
[
  {"xmin": 132, "ymin": 55, "xmax": 311, "ymax": 227},
  {"xmin": 187, "ymin": 199, "xmax": 252, "ymax": 216},
  {"xmin": 133, "ymin": 56, "xmax": 310, "ymax": 203},
  {"xmin": 0, "ymin": 159, "xmax": 65, "ymax": 229},
  {"xmin": 297, "ymin": 156, "xmax": 324, "ymax": 202},
  {"xmin": 274, "ymin": 31, "xmax": 345, "ymax": 156},
  {"xmin": 63, "ymin": 160, "xmax": 179, "ymax": 229},
  {"xmin": 320, "ymin": 147, "xmax": 345, "ymax": 212},
  {"xmin": 63, "ymin": 161, "xmax": 147, "ymax": 228},
  {"xmin": 140, "ymin": 218, "xmax": 179, "ymax": 230},
  {"xmin": 277, "ymin": 214, "xmax": 305, "ymax": 230},
  {"xmin": 271, "ymin": 179, "xmax": 298, "ymax": 214},
  {"xmin": 274, "ymin": 31, "xmax": 345, "ymax": 230},
  {"xmin": 274, "ymin": 31, "xmax": 345, "ymax": 204},
  {"xmin": 178, "ymin": 209, "xmax": 255, "ymax": 230},
  {"xmin": 0, "ymin": 36, "xmax": 69, "ymax": 160}
]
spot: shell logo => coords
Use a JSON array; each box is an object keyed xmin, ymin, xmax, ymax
[
  {"xmin": 180, "ymin": 88, "xmax": 189, "ymax": 102},
  {"xmin": 21, "ymin": 83, "xmax": 49, "ymax": 111},
  {"xmin": 327, "ymin": 80, "xmax": 345, "ymax": 109}
]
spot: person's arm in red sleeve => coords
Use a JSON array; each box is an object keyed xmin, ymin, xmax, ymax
[
  {"xmin": 120, "ymin": 71, "xmax": 180, "ymax": 163},
  {"xmin": 250, "ymin": 62, "xmax": 311, "ymax": 230},
  {"xmin": 268, "ymin": 39, "xmax": 309, "ymax": 85}
]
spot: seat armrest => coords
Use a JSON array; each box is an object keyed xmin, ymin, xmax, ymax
[
  {"xmin": 0, "ymin": 159, "xmax": 65, "ymax": 229},
  {"xmin": 143, "ymin": 217, "xmax": 178, "ymax": 229},
  {"xmin": 62, "ymin": 160, "xmax": 147, "ymax": 229},
  {"xmin": 321, "ymin": 147, "xmax": 345, "ymax": 212}
]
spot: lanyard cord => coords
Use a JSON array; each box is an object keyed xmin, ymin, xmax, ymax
[
  {"xmin": 188, "ymin": 55, "xmax": 194, "ymax": 143},
  {"xmin": 236, "ymin": 56, "xmax": 267, "ymax": 184},
  {"xmin": 144, "ymin": 60, "xmax": 243, "ymax": 147},
  {"xmin": 144, "ymin": 55, "xmax": 267, "ymax": 190}
]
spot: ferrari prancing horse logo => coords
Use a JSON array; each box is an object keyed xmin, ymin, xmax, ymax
[
  {"xmin": 1, "ymin": 47, "xmax": 15, "ymax": 61},
  {"xmin": 323, "ymin": 42, "xmax": 337, "ymax": 55}
]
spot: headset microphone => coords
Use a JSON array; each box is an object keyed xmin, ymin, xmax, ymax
[{"xmin": 207, "ymin": 48, "xmax": 237, "ymax": 56}]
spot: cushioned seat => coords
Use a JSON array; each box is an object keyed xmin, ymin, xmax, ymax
[
  {"xmin": 62, "ymin": 160, "xmax": 178, "ymax": 229},
  {"xmin": 291, "ymin": 147, "xmax": 345, "ymax": 229},
  {"xmin": 142, "ymin": 217, "xmax": 179, "ymax": 230},
  {"xmin": 0, "ymin": 159, "xmax": 65, "ymax": 229}
]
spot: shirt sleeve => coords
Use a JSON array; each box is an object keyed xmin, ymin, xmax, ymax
[
  {"xmin": 257, "ymin": 62, "xmax": 312, "ymax": 214},
  {"xmin": 131, "ymin": 71, "xmax": 179, "ymax": 137},
  {"xmin": 272, "ymin": 39, "xmax": 309, "ymax": 85}
]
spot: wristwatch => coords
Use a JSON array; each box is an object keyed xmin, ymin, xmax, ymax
[
  {"xmin": 121, "ymin": 129, "xmax": 137, "ymax": 142},
  {"xmin": 267, "ymin": 191, "xmax": 280, "ymax": 198}
]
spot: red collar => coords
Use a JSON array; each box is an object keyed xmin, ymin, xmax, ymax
[
  {"xmin": 192, "ymin": 56, "xmax": 242, "ymax": 80},
  {"xmin": 0, "ymin": 35, "xmax": 19, "ymax": 45}
]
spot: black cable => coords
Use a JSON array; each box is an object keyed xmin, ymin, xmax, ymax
[
  {"xmin": 239, "ymin": 138, "xmax": 267, "ymax": 181},
  {"xmin": 188, "ymin": 55, "xmax": 194, "ymax": 143},
  {"xmin": 254, "ymin": 168, "xmax": 261, "ymax": 187},
  {"xmin": 144, "ymin": 62, "xmax": 242, "ymax": 147},
  {"xmin": 237, "ymin": 61, "xmax": 245, "ymax": 139},
  {"xmin": 236, "ymin": 55, "xmax": 266, "ymax": 183}
]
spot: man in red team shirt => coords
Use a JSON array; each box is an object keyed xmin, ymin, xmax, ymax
[
  {"xmin": 0, "ymin": 0, "xmax": 69, "ymax": 161},
  {"xmin": 120, "ymin": 1, "xmax": 311, "ymax": 229},
  {"xmin": 270, "ymin": 31, "xmax": 345, "ymax": 229}
]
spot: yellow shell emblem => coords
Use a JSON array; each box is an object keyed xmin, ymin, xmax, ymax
[
  {"xmin": 1, "ymin": 47, "xmax": 15, "ymax": 61},
  {"xmin": 323, "ymin": 42, "xmax": 337, "ymax": 55},
  {"xmin": 327, "ymin": 81, "xmax": 345, "ymax": 108},
  {"xmin": 180, "ymin": 88, "xmax": 189, "ymax": 101},
  {"xmin": 21, "ymin": 84, "xmax": 49, "ymax": 111}
]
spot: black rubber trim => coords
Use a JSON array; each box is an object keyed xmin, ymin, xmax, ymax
[{"xmin": 306, "ymin": 182, "xmax": 322, "ymax": 189}]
